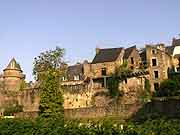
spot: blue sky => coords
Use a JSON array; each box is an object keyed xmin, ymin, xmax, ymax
[{"xmin": 0, "ymin": 0, "xmax": 180, "ymax": 81}]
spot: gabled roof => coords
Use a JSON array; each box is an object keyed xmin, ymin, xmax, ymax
[
  {"xmin": 139, "ymin": 48, "xmax": 146, "ymax": 62},
  {"xmin": 123, "ymin": 45, "xmax": 136, "ymax": 59},
  {"xmin": 67, "ymin": 64, "xmax": 84, "ymax": 81},
  {"xmin": 91, "ymin": 48, "xmax": 123, "ymax": 64},
  {"xmin": 165, "ymin": 46, "xmax": 175, "ymax": 55},
  {"xmin": 5, "ymin": 58, "xmax": 22, "ymax": 71}
]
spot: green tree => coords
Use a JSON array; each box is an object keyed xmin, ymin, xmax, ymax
[
  {"xmin": 39, "ymin": 69, "xmax": 64, "ymax": 119},
  {"xmin": 138, "ymin": 79, "xmax": 152, "ymax": 103},
  {"xmin": 107, "ymin": 61, "xmax": 130, "ymax": 98},
  {"xmin": 117, "ymin": 60, "xmax": 131, "ymax": 80},
  {"xmin": 156, "ymin": 79, "xmax": 177, "ymax": 97},
  {"xmin": 33, "ymin": 46, "xmax": 65, "ymax": 119},
  {"xmin": 3, "ymin": 101, "xmax": 23, "ymax": 116},
  {"xmin": 33, "ymin": 46, "xmax": 65, "ymax": 80}
]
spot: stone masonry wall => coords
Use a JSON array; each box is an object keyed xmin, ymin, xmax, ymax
[{"xmin": 146, "ymin": 45, "xmax": 172, "ymax": 91}]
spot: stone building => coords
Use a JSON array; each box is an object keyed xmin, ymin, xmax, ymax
[
  {"xmin": 0, "ymin": 58, "xmax": 40, "ymax": 116},
  {"xmin": 166, "ymin": 38, "xmax": 180, "ymax": 72},
  {"xmin": 140, "ymin": 44, "xmax": 172, "ymax": 91},
  {"xmin": 0, "ymin": 37, "xmax": 180, "ymax": 116},
  {"xmin": 123, "ymin": 45, "xmax": 141, "ymax": 70},
  {"xmin": 62, "ymin": 62, "xmax": 93, "ymax": 109},
  {"xmin": 63, "ymin": 46, "xmax": 149, "ymax": 108},
  {"xmin": 63, "ymin": 38, "xmax": 180, "ymax": 109},
  {"xmin": 90, "ymin": 46, "xmax": 143, "ymax": 89},
  {"xmin": 139, "ymin": 38, "xmax": 180, "ymax": 91}
]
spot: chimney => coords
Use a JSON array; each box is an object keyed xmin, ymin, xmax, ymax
[
  {"xmin": 172, "ymin": 38, "xmax": 176, "ymax": 46},
  {"xmin": 83, "ymin": 60, "xmax": 88, "ymax": 64},
  {"xmin": 96, "ymin": 48, "xmax": 100, "ymax": 54}
]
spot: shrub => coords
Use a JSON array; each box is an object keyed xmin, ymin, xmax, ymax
[
  {"xmin": 4, "ymin": 104, "xmax": 23, "ymax": 116},
  {"xmin": 156, "ymin": 79, "xmax": 177, "ymax": 97}
]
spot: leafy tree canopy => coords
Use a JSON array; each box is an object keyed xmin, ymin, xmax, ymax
[
  {"xmin": 33, "ymin": 46, "xmax": 65, "ymax": 120},
  {"xmin": 156, "ymin": 79, "xmax": 177, "ymax": 97},
  {"xmin": 33, "ymin": 46, "xmax": 66, "ymax": 80}
]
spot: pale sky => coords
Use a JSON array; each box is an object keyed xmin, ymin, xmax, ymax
[{"xmin": 0, "ymin": 0, "xmax": 180, "ymax": 81}]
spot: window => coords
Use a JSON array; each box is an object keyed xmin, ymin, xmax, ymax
[
  {"xmin": 152, "ymin": 59, "xmax": 157, "ymax": 66},
  {"xmin": 154, "ymin": 71, "xmax": 159, "ymax": 78},
  {"xmin": 154, "ymin": 83, "xmax": 159, "ymax": 91},
  {"xmin": 177, "ymin": 67, "xmax": 180, "ymax": 72},
  {"xmin": 152, "ymin": 49, "xmax": 156, "ymax": 54},
  {"xmin": 101, "ymin": 68, "xmax": 107, "ymax": 76},
  {"xmin": 130, "ymin": 66, "xmax": 134, "ymax": 70},
  {"xmin": 131, "ymin": 57, "xmax": 134, "ymax": 64},
  {"xmin": 74, "ymin": 75, "xmax": 80, "ymax": 80}
]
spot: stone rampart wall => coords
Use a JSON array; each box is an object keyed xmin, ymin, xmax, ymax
[{"xmin": 64, "ymin": 104, "xmax": 137, "ymax": 119}]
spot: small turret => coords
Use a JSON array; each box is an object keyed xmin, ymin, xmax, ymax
[{"xmin": 3, "ymin": 58, "xmax": 25, "ymax": 91}]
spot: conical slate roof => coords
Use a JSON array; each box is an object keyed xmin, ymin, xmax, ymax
[{"xmin": 5, "ymin": 58, "xmax": 22, "ymax": 71}]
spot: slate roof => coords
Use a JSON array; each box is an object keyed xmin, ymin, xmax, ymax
[
  {"xmin": 5, "ymin": 58, "xmax": 22, "ymax": 71},
  {"xmin": 139, "ymin": 49, "xmax": 146, "ymax": 62},
  {"xmin": 165, "ymin": 46, "xmax": 175, "ymax": 55},
  {"xmin": 67, "ymin": 64, "xmax": 84, "ymax": 81},
  {"xmin": 174, "ymin": 54, "xmax": 180, "ymax": 58},
  {"xmin": 123, "ymin": 45, "xmax": 136, "ymax": 59},
  {"xmin": 173, "ymin": 38, "xmax": 180, "ymax": 46},
  {"xmin": 91, "ymin": 48, "xmax": 123, "ymax": 64}
]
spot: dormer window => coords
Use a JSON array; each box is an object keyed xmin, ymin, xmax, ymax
[{"xmin": 74, "ymin": 75, "xmax": 80, "ymax": 80}]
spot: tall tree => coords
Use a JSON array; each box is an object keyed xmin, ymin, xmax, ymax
[
  {"xmin": 39, "ymin": 70, "xmax": 64, "ymax": 118},
  {"xmin": 33, "ymin": 46, "xmax": 66, "ymax": 119},
  {"xmin": 33, "ymin": 46, "xmax": 65, "ymax": 80}
]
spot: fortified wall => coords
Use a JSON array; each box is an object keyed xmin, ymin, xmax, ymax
[{"xmin": 0, "ymin": 38, "xmax": 180, "ymax": 118}]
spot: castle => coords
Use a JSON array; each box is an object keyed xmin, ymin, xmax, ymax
[{"xmin": 0, "ymin": 38, "xmax": 180, "ymax": 117}]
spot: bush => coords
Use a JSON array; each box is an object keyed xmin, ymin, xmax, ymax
[
  {"xmin": 156, "ymin": 79, "xmax": 177, "ymax": 97},
  {"xmin": 4, "ymin": 104, "xmax": 23, "ymax": 116},
  {"xmin": 0, "ymin": 118, "xmax": 180, "ymax": 134}
]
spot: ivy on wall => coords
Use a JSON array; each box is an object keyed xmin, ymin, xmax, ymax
[{"xmin": 3, "ymin": 102, "xmax": 23, "ymax": 116}]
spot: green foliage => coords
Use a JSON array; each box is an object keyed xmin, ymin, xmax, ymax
[
  {"xmin": 0, "ymin": 119, "xmax": 34, "ymax": 135},
  {"xmin": 107, "ymin": 75, "xmax": 121, "ymax": 98},
  {"xmin": 64, "ymin": 118, "xmax": 180, "ymax": 135},
  {"xmin": 0, "ymin": 118, "xmax": 64, "ymax": 135},
  {"xmin": 39, "ymin": 69, "xmax": 64, "ymax": 119},
  {"xmin": 139, "ymin": 79, "xmax": 151, "ymax": 103},
  {"xmin": 156, "ymin": 79, "xmax": 178, "ymax": 97},
  {"xmin": 33, "ymin": 46, "xmax": 65, "ymax": 80},
  {"xmin": 107, "ymin": 61, "xmax": 131, "ymax": 98},
  {"xmin": 34, "ymin": 117, "xmax": 64, "ymax": 134},
  {"xmin": 117, "ymin": 60, "xmax": 132, "ymax": 80},
  {"xmin": 170, "ymin": 73, "xmax": 180, "ymax": 92},
  {"xmin": 144, "ymin": 79, "xmax": 151, "ymax": 93},
  {"xmin": 4, "ymin": 103, "xmax": 23, "ymax": 116},
  {"xmin": 20, "ymin": 80, "xmax": 27, "ymax": 90},
  {"xmin": 156, "ymin": 72, "xmax": 180, "ymax": 97},
  {"xmin": 0, "ymin": 118, "xmax": 180, "ymax": 134},
  {"xmin": 33, "ymin": 46, "xmax": 65, "ymax": 119}
]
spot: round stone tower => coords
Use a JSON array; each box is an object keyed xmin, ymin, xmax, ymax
[{"xmin": 3, "ymin": 58, "xmax": 25, "ymax": 91}]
